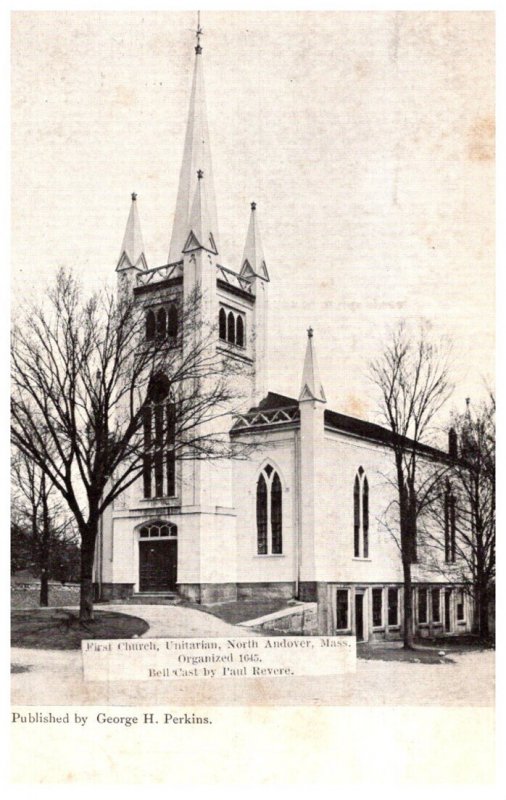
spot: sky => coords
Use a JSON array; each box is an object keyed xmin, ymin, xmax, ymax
[{"xmin": 11, "ymin": 10, "xmax": 495, "ymax": 429}]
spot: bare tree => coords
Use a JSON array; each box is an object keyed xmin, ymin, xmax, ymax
[
  {"xmin": 11, "ymin": 450, "xmax": 77, "ymax": 605},
  {"xmin": 11, "ymin": 269, "xmax": 247, "ymax": 622},
  {"xmin": 420, "ymin": 395, "xmax": 495, "ymax": 640},
  {"xmin": 369, "ymin": 322, "xmax": 453, "ymax": 648}
]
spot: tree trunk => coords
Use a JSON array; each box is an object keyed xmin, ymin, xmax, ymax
[
  {"xmin": 402, "ymin": 559, "xmax": 414, "ymax": 649},
  {"xmin": 478, "ymin": 587, "xmax": 490, "ymax": 641},
  {"xmin": 399, "ymin": 481, "xmax": 415, "ymax": 650},
  {"xmin": 79, "ymin": 521, "xmax": 98, "ymax": 622},
  {"xmin": 40, "ymin": 570, "xmax": 49, "ymax": 606},
  {"xmin": 40, "ymin": 476, "xmax": 50, "ymax": 607}
]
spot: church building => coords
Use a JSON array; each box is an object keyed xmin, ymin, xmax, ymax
[{"xmin": 94, "ymin": 23, "xmax": 473, "ymax": 641}]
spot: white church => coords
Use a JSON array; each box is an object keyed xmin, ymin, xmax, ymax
[{"xmin": 94, "ymin": 23, "xmax": 472, "ymax": 641}]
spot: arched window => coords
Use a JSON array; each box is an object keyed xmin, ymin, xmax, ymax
[
  {"xmin": 146, "ymin": 310, "xmax": 156, "ymax": 341},
  {"xmin": 236, "ymin": 315, "xmax": 244, "ymax": 347},
  {"xmin": 353, "ymin": 474, "xmax": 360, "ymax": 557},
  {"xmin": 143, "ymin": 375, "xmax": 176, "ymax": 499},
  {"xmin": 256, "ymin": 465, "xmax": 283, "ymax": 555},
  {"xmin": 256, "ymin": 474, "xmax": 268, "ymax": 555},
  {"xmin": 363, "ymin": 475, "xmax": 369, "ymax": 558},
  {"xmin": 139, "ymin": 522, "xmax": 177, "ymax": 539},
  {"xmin": 271, "ymin": 472, "xmax": 282, "ymax": 554},
  {"xmin": 168, "ymin": 304, "xmax": 178, "ymax": 339},
  {"xmin": 444, "ymin": 483, "xmax": 456, "ymax": 563},
  {"xmin": 156, "ymin": 308, "xmax": 167, "ymax": 338},
  {"xmin": 219, "ymin": 307, "xmax": 246, "ymax": 346},
  {"xmin": 353, "ymin": 467, "xmax": 370, "ymax": 559},
  {"xmin": 219, "ymin": 307, "xmax": 227, "ymax": 340},
  {"xmin": 227, "ymin": 311, "xmax": 235, "ymax": 344}
]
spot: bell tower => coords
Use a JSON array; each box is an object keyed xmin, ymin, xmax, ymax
[{"xmin": 106, "ymin": 15, "xmax": 272, "ymax": 605}]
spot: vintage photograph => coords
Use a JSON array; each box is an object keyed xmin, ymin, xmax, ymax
[{"xmin": 11, "ymin": 11, "xmax": 494, "ymax": 712}]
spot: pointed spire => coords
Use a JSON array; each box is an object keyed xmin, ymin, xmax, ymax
[
  {"xmin": 240, "ymin": 202, "xmax": 269, "ymax": 281},
  {"xmin": 182, "ymin": 170, "xmax": 218, "ymax": 254},
  {"xmin": 299, "ymin": 327, "xmax": 326, "ymax": 403},
  {"xmin": 117, "ymin": 193, "xmax": 147, "ymax": 271},
  {"xmin": 168, "ymin": 22, "xmax": 219, "ymax": 262}
]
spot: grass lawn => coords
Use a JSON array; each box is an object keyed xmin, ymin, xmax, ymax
[
  {"xmin": 357, "ymin": 635, "xmax": 492, "ymax": 664},
  {"xmin": 414, "ymin": 633, "xmax": 494, "ymax": 652},
  {"xmin": 202, "ymin": 599, "xmax": 295, "ymax": 624},
  {"xmin": 11, "ymin": 609, "xmax": 149, "ymax": 651},
  {"xmin": 357, "ymin": 644, "xmax": 453, "ymax": 664},
  {"xmin": 11, "ymin": 584, "xmax": 80, "ymax": 609}
]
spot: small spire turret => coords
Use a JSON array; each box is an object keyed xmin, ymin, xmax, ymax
[
  {"xmin": 182, "ymin": 169, "xmax": 218, "ymax": 254},
  {"xmin": 240, "ymin": 201, "xmax": 269, "ymax": 281},
  {"xmin": 117, "ymin": 192, "xmax": 147, "ymax": 271},
  {"xmin": 299, "ymin": 328, "xmax": 326, "ymax": 403}
]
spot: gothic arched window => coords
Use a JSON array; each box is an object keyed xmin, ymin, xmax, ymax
[
  {"xmin": 168, "ymin": 304, "xmax": 178, "ymax": 339},
  {"xmin": 219, "ymin": 307, "xmax": 227, "ymax": 340},
  {"xmin": 353, "ymin": 474, "xmax": 360, "ymax": 557},
  {"xmin": 146, "ymin": 310, "xmax": 156, "ymax": 341},
  {"xmin": 236, "ymin": 315, "xmax": 244, "ymax": 347},
  {"xmin": 156, "ymin": 308, "xmax": 167, "ymax": 339},
  {"xmin": 256, "ymin": 474, "xmax": 268, "ymax": 555},
  {"xmin": 227, "ymin": 311, "xmax": 235, "ymax": 345},
  {"xmin": 353, "ymin": 467, "xmax": 369, "ymax": 558},
  {"xmin": 143, "ymin": 375, "xmax": 176, "ymax": 499},
  {"xmin": 256, "ymin": 465, "xmax": 283, "ymax": 555},
  {"xmin": 219, "ymin": 306, "xmax": 246, "ymax": 347},
  {"xmin": 363, "ymin": 475, "xmax": 369, "ymax": 558},
  {"xmin": 271, "ymin": 472, "xmax": 282, "ymax": 554}
]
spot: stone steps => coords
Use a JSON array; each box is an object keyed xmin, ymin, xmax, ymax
[{"xmin": 124, "ymin": 592, "xmax": 181, "ymax": 605}]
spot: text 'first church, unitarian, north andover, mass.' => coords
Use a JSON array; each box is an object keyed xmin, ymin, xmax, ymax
[{"xmin": 93, "ymin": 20, "xmax": 472, "ymax": 642}]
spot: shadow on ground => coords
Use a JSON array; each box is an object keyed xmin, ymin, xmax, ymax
[{"xmin": 11, "ymin": 609, "xmax": 150, "ymax": 650}]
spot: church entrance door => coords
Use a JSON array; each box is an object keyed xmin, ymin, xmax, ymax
[{"xmin": 139, "ymin": 538, "xmax": 177, "ymax": 592}]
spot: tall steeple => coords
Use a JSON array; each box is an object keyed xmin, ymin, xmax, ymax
[
  {"xmin": 168, "ymin": 15, "xmax": 219, "ymax": 263},
  {"xmin": 240, "ymin": 202, "xmax": 269, "ymax": 280},
  {"xmin": 117, "ymin": 193, "xmax": 147, "ymax": 271},
  {"xmin": 299, "ymin": 328, "xmax": 326, "ymax": 403}
]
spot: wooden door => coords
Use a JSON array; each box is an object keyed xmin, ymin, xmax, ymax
[{"xmin": 139, "ymin": 539, "xmax": 177, "ymax": 592}]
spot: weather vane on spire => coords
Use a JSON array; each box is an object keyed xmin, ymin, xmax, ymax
[{"xmin": 195, "ymin": 10, "xmax": 203, "ymax": 54}]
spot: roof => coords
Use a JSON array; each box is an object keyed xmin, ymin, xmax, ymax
[
  {"xmin": 257, "ymin": 392, "xmax": 298, "ymax": 410},
  {"xmin": 232, "ymin": 392, "xmax": 449, "ymax": 460}
]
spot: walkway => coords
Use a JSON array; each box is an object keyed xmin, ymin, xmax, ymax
[{"xmin": 11, "ymin": 604, "xmax": 495, "ymax": 707}]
